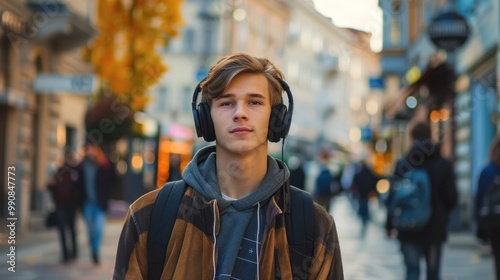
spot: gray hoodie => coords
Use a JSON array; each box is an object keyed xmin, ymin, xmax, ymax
[{"xmin": 182, "ymin": 145, "xmax": 289, "ymax": 279}]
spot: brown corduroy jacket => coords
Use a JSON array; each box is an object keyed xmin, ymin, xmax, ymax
[{"xmin": 113, "ymin": 185, "xmax": 343, "ymax": 279}]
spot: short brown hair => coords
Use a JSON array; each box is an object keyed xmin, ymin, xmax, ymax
[{"xmin": 200, "ymin": 52, "xmax": 284, "ymax": 106}]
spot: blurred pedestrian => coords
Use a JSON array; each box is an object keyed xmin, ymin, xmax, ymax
[
  {"xmin": 76, "ymin": 143, "xmax": 116, "ymax": 265},
  {"xmin": 475, "ymin": 137, "xmax": 500, "ymax": 280},
  {"xmin": 385, "ymin": 122, "xmax": 457, "ymax": 280},
  {"xmin": 341, "ymin": 156, "xmax": 362, "ymax": 211},
  {"xmin": 313, "ymin": 148, "xmax": 336, "ymax": 212},
  {"xmin": 288, "ymin": 155, "xmax": 306, "ymax": 190},
  {"xmin": 351, "ymin": 160, "xmax": 380, "ymax": 236},
  {"xmin": 167, "ymin": 153, "xmax": 182, "ymax": 182},
  {"xmin": 47, "ymin": 150, "xmax": 82, "ymax": 263}
]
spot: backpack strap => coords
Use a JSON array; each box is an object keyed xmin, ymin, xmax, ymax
[
  {"xmin": 147, "ymin": 181, "xmax": 314, "ymax": 279},
  {"xmin": 147, "ymin": 180, "xmax": 186, "ymax": 280},
  {"xmin": 286, "ymin": 186, "xmax": 315, "ymax": 276}
]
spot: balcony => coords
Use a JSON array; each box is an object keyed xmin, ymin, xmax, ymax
[{"xmin": 27, "ymin": 0, "xmax": 97, "ymax": 52}]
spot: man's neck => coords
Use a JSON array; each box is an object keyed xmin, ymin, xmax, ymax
[{"xmin": 216, "ymin": 151, "xmax": 268, "ymax": 199}]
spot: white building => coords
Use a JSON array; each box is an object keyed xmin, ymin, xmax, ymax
[
  {"xmin": 284, "ymin": 0, "xmax": 381, "ymax": 156},
  {"xmin": 146, "ymin": 0, "xmax": 381, "ymax": 161}
]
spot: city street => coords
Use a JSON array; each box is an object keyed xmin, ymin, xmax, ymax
[
  {"xmin": 0, "ymin": 195, "xmax": 495, "ymax": 279},
  {"xmin": 331, "ymin": 195, "xmax": 495, "ymax": 280}
]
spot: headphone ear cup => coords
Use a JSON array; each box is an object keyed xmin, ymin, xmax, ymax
[
  {"xmin": 268, "ymin": 104, "xmax": 287, "ymax": 143},
  {"xmin": 192, "ymin": 107, "xmax": 203, "ymax": 138},
  {"xmin": 198, "ymin": 102, "xmax": 216, "ymax": 142}
]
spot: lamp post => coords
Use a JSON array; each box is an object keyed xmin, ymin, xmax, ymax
[{"xmin": 427, "ymin": 2, "xmax": 470, "ymax": 163}]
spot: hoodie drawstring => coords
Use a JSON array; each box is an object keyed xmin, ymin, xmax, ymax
[
  {"xmin": 256, "ymin": 201, "xmax": 261, "ymax": 280},
  {"xmin": 212, "ymin": 202, "xmax": 217, "ymax": 280}
]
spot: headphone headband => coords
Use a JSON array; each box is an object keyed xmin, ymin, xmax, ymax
[{"xmin": 192, "ymin": 76, "xmax": 294, "ymax": 142}]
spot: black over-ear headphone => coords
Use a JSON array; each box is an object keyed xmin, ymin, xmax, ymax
[{"xmin": 191, "ymin": 77, "xmax": 294, "ymax": 143}]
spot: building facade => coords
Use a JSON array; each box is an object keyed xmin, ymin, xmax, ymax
[
  {"xmin": 284, "ymin": 0, "xmax": 381, "ymax": 157},
  {"xmin": 379, "ymin": 0, "xmax": 500, "ymax": 228},
  {"xmin": 0, "ymin": 0, "xmax": 96, "ymax": 232}
]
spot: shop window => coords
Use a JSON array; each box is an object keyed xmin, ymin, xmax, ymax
[{"xmin": 0, "ymin": 37, "xmax": 11, "ymax": 90}]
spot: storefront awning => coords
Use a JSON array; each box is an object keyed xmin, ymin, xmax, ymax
[
  {"xmin": 385, "ymin": 61, "xmax": 456, "ymax": 120},
  {"xmin": 27, "ymin": 1, "xmax": 97, "ymax": 51}
]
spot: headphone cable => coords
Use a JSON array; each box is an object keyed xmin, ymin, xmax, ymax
[{"xmin": 282, "ymin": 138, "xmax": 286, "ymax": 183}]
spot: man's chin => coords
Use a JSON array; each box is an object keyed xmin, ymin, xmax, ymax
[{"xmin": 217, "ymin": 142, "xmax": 254, "ymax": 155}]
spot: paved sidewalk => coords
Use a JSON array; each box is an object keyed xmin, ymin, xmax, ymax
[
  {"xmin": 331, "ymin": 194, "xmax": 495, "ymax": 280},
  {"xmin": 0, "ymin": 216, "xmax": 124, "ymax": 279}
]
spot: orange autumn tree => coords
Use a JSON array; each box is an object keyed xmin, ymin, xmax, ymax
[{"xmin": 86, "ymin": 0, "xmax": 183, "ymax": 111}]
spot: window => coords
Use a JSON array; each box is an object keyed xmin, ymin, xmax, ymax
[
  {"xmin": 157, "ymin": 86, "xmax": 168, "ymax": 112},
  {"xmin": 300, "ymin": 27, "xmax": 311, "ymax": 49},
  {"xmin": 65, "ymin": 126, "xmax": 76, "ymax": 151},
  {"xmin": 182, "ymin": 86, "xmax": 191, "ymax": 114},
  {"xmin": 0, "ymin": 37, "xmax": 11, "ymax": 90},
  {"xmin": 390, "ymin": 19, "xmax": 401, "ymax": 44},
  {"xmin": 288, "ymin": 21, "xmax": 301, "ymax": 42},
  {"xmin": 287, "ymin": 61, "xmax": 299, "ymax": 83},
  {"xmin": 183, "ymin": 28, "xmax": 195, "ymax": 53},
  {"xmin": 312, "ymin": 34, "xmax": 324, "ymax": 53}
]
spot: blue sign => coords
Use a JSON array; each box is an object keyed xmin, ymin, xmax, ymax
[
  {"xmin": 196, "ymin": 68, "xmax": 208, "ymax": 82},
  {"xmin": 369, "ymin": 77, "xmax": 384, "ymax": 89},
  {"xmin": 361, "ymin": 126, "xmax": 373, "ymax": 142}
]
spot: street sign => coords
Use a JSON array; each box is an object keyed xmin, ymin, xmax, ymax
[
  {"xmin": 34, "ymin": 74, "xmax": 96, "ymax": 94},
  {"xmin": 196, "ymin": 68, "xmax": 208, "ymax": 82},
  {"xmin": 369, "ymin": 77, "xmax": 384, "ymax": 89},
  {"xmin": 428, "ymin": 11, "xmax": 470, "ymax": 52},
  {"xmin": 361, "ymin": 126, "xmax": 373, "ymax": 142}
]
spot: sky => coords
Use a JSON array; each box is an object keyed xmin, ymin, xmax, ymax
[{"xmin": 313, "ymin": 0, "xmax": 383, "ymax": 52}]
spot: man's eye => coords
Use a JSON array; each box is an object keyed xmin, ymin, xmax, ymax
[
  {"xmin": 220, "ymin": 102, "xmax": 232, "ymax": 106},
  {"xmin": 249, "ymin": 101, "xmax": 262, "ymax": 105}
]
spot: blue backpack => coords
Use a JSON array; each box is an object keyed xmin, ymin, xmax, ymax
[
  {"xmin": 389, "ymin": 168, "xmax": 432, "ymax": 232},
  {"xmin": 315, "ymin": 168, "xmax": 333, "ymax": 196}
]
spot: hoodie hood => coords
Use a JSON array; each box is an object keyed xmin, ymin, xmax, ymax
[{"xmin": 182, "ymin": 145, "xmax": 289, "ymax": 211}]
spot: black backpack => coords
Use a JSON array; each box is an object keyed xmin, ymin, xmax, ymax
[
  {"xmin": 147, "ymin": 180, "xmax": 314, "ymax": 280},
  {"xmin": 315, "ymin": 168, "xmax": 333, "ymax": 196},
  {"xmin": 479, "ymin": 176, "xmax": 500, "ymax": 230}
]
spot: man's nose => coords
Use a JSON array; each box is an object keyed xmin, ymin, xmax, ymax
[{"xmin": 233, "ymin": 103, "xmax": 248, "ymax": 121}]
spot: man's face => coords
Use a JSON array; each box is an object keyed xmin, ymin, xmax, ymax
[{"xmin": 211, "ymin": 72, "xmax": 272, "ymax": 156}]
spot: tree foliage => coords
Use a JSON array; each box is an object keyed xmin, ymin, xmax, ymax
[{"xmin": 85, "ymin": 0, "xmax": 183, "ymax": 111}]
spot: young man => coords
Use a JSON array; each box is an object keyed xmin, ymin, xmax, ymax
[
  {"xmin": 386, "ymin": 122, "xmax": 457, "ymax": 280},
  {"xmin": 113, "ymin": 53, "xmax": 343, "ymax": 279}
]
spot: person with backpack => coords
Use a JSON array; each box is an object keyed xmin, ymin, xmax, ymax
[
  {"xmin": 113, "ymin": 53, "xmax": 343, "ymax": 279},
  {"xmin": 314, "ymin": 149, "xmax": 331, "ymax": 208},
  {"xmin": 385, "ymin": 122, "xmax": 457, "ymax": 280},
  {"xmin": 47, "ymin": 150, "xmax": 82, "ymax": 263},
  {"xmin": 475, "ymin": 137, "xmax": 500, "ymax": 280}
]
